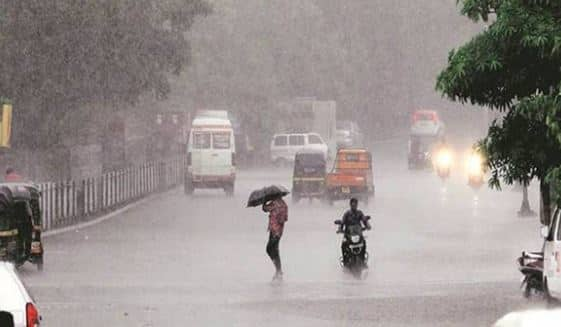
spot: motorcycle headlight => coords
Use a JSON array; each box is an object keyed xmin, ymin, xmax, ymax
[
  {"xmin": 466, "ymin": 153, "xmax": 483, "ymax": 175},
  {"xmin": 351, "ymin": 235, "xmax": 360, "ymax": 243},
  {"xmin": 435, "ymin": 149, "xmax": 452, "ymax": 168}
]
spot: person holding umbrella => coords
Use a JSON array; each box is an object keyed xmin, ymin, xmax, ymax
[
  {"xmin": 247, "ymin": 185, "xmax": 289, "ymax": 281},
  {"xmin": 263, "ymin": 196, "xmax": 288, "ymax": 281}
]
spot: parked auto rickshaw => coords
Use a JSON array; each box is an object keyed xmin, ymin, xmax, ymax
[
  {"xmin": 0, "ymin": 183, "xmax": 44, "ymax": 271},
  {"xmin": 325, "ymin": 148, "xmax": 375, "ymax": 205},
  {"xmin": 292, "ymin": 151, "xmax": 326, "ymax": 203}
]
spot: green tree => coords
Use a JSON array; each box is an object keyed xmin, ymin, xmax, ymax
[
  {"xmin": 0, "ymin": 0, "xmax": 210, "ymax": 148},
  {"xmin": 437, "ymin": 0, "xmax": 561, "ymax": 223}
]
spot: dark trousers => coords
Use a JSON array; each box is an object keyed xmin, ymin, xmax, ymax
[{"xmin": 266, "ymin": 233, "xmax": 282, "ymax": 272}]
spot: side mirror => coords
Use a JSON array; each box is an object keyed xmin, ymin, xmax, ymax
[
  {"xmin": 541, "ymin": 226, "xmax": 549, "ymax": 239},
  {"xmin": 334, "ymin": 220, "xmax": 342, "ymax": 225}
]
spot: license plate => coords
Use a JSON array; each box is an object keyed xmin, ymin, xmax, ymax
[{"xmin": 341, "ymin": 187, "xmax": 350, "ymax": 194}]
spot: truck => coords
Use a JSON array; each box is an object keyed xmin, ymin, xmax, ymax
[
  {"xmin": 410, "ymin": 110, "xmax": 445, "ymax": 137},
  {"xmin": 274, "ymin": 98, "xmax": 337, "ymax": 160},
  {"xmin": 407, "ymin": 110, "xmax": 446, "ymax": 169}
]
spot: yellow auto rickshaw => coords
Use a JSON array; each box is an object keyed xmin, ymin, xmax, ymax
[{"xmin": 292, "ymin": 150, "xmax": 327, "ymax": 203}]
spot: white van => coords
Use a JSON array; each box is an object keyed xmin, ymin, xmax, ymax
[
  {"xmin": 185, "ymin": 116, "xmax": 236, "ymax": 195},
  {"xmin": 270, "ymin": 133, "xmax": 328, "ymax": 165}
]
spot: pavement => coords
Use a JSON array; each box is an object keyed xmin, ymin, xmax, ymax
[{"xmin": 19, "ymin": 140, "xmax": 549, "ymax": 326}]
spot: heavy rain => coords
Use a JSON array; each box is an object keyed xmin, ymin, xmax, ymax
[{"xmin": 0, "ymin": 1, "xmax": 560, "ymax": 326}]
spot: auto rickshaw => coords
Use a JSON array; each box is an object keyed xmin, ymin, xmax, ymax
[
  {"xmin": 0, "ymin": 183, "xmax": 44, "ymax": 271},
  {"xmin": 325, "ymin": 148, "xmax": 375, "ymax": 205},
  {"xmin": 292, "ymin": 151, "xmax": 326, "ymax": 203}
]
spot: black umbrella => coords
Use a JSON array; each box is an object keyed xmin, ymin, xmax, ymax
[{"xmin": 246, "ymin": 185, "xmax": 290, "ymax": 207}]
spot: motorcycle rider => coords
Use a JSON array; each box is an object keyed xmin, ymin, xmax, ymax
[{"xmin": 338, "ymin": 198, "xmax": 371, "ymax": 265}]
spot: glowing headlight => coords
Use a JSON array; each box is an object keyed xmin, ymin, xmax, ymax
[
  {"xmin": 351, "ymin": 235, "xmax": 360, "ymax": 243},
  {"xmin": 435, "ymin": 149, "xmax": 452, "ymax": 168},
  {"xmin": 466, "ymin": 153, "xmax": 483, "ymax": 175}
]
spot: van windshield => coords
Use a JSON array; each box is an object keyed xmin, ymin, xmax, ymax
[
  {"xmin": 213, "ymin": 132, "xmax": 231, "ymax": 149},
  {"xmin": 308, "ymin": 134, "xmax": 323, "ymax": 144},
  {"xmin": 274, "ymin": 136, "xmax": 287, "ymax": 146},
  {"xmin": 193, "ymin": 132, "xmax": 211, "ymax": 149}
]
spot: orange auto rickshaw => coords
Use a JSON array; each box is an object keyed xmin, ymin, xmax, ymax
[{"xmin": 325, "ymin": 148, "xmax": 374, "ymax": 205}]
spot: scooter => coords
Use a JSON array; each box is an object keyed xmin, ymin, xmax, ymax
[
  {"xmin": 518, "ymin": 250, "xmax": 544, "ymax": 299},
  {"xmin": 334, "ymin": 217, "xmax": 371, "ymax": 278}
]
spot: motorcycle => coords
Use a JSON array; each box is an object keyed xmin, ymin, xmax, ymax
[
  {"xmin": 334, "ymin": 217, "xmax": 371, "ymax": 278},
  {"xmin": 466, "ymin": 151, "xmax": 485, "ymax": 190},
  {"xmin": 517, "ymin": 250, "xmax": 544, "ymax": 299}
]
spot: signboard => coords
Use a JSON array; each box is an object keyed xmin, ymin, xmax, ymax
[{"xmin": 0, "ymin": 103, "xmax": 13, "ymax": 148}]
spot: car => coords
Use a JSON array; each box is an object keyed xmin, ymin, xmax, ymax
[
  {"xmin": 270, "ymin": 133, "xmax": 328, "ymax": 165},
  {"xmin": 336, "ymin": 121, "xmax": 363, "ymax": 148},
  {"xmin": 0, "ymin": 262, "xmax": 40, "ymax": 326},
  {"xmin": 494, "ymin": 309, "xmax": 561, "ymax": 327}
]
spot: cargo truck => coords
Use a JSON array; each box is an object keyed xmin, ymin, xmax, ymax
[{"xmin": 274, "ymin": 98, "xmax": 336, "ymax": 160}]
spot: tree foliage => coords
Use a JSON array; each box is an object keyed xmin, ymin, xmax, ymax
[
  {"xmin": 0, "ymin": 0, "xmax": 210, "ymax": 148},
  {"xmin": 437, "ymin": 0, "xmax": 561, "ymax": 110},
  {"xmin": 438, "ymin": 0, "xmax": 561, "ymax": 221},
  {"xmin": 482, "ymin": 103, "xmax": 561, "ymax": 188}
]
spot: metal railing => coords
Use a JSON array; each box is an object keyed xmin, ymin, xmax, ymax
[{"xmin": 36, "ymin": 157, "xmax": 184, "ymax": 231}]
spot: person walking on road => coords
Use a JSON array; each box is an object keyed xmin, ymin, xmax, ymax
[{"xmin": 262, "ymin": 197, "xmax": 288, "ymax": 281}]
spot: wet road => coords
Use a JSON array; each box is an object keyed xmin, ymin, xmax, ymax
[{"xmin": 21, "ymin": 142, "xmax": 547, "ymax": 326}]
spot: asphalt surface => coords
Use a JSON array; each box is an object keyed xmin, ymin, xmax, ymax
[{"xmin": 20, "ymin": 141, "xmax": 548, "ymax": 326}]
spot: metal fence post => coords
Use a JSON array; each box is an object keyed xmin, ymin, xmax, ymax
[
  {"xmin": 37, "ymin": 156, "xmax": 183, "ymax": 231},
  {"xmin": 77, "ymin": 179, "xmax": 85, "ymax": 218}
]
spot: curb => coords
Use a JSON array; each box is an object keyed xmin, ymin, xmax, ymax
[{"xmin": 43, "ymin": 188, "xmax": 178, "ymax": 238}]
